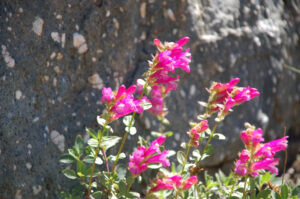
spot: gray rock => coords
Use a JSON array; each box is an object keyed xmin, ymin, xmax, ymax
[{"xmin": 0, "ymin": 0, "xmax": 299, "ymax": 198}]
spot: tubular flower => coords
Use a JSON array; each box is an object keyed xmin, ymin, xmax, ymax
[
  {"xmin": 234, "ymin": 124, "xmax": 288, "ymax": 177},
  {"xmin": 149, "ymin": 175, "xmax": 197, "ymax": 193},
  {"xmin": 255, "ymin": 136, "xmax": 289, "ymax": 158},
  {"xmin": 234, "ymin": 150, "xmax": 250, "ymax": 175},
  {"xmin": 202, "ymin": 78, "xmax": 259, "ymax": 121},
  {"xmin": 148, "ymin": 37, "xmax": 191, "ymax": 91},
  {"xmin": 181, "ymin": 176, "xmax": 198, "ymax": 190},
  {"xmin": 148, "ymin": 85, "xmax": 165, "ymax": 116},
  {"xmin": 101, "ymin": 85, "xmax": 148, "ymax": 122},
  {"xmin": 129, "ymin": 136, "xmax": 170, "ymax": 175},
  {"xmin": 187, "ymin": 120, "xmax": 209, "ymax": 147},
  {"xmin": 250, "ymin": 158, "xmax": 280, "ymax": 176}
]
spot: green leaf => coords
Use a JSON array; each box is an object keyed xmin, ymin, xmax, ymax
[
  {"xmin": 76, "ymin": 160, "xmax": 85, "ymax": 173},
  {"xmin": 75, "ymin": 135, "xmax": 84, "ymax": 156},
  {"xmin": 205, "ymin": 128, "xmax": 212, "ymax": 135},
  {"xmin": 159, "ymin": 168, "xmax": 171, "ymax": 176},
  {"xmin": 198, "ymin": 101, "xmax": 208, "ymax": 107},
  {"xmin": 165, "ymin": 131, "xmax": 173, "ymax": 137},
  {"xmin": 87, "ymin": 138, "xmax": 98, "ymax": 148},
  {"xmin": 92, "ymin": 191, "xmax": 102, "ymax": 199},
  {"xmin": 83, "ymin": 167, "xmax": 100, "ymax": 177},
  {"xmin": 148, "ymin": 163, "xmax": 162, "ymax": 169},
  {"xmin": 101, "ymin": 136, "xmax": 122, "ymax": 151},
  {"xmin": 271, "ymin": 190, "xmax": 281, "ymax": 199},
  {"xmin": 83, "ymin": 155, "xmax": 103, "ymax": 165},
  {"xmin": 140, "ymin": 101, "xmax": 152, "ymax": 110},
  {"xmin": 257, "ymin": 190, "xmax": 271, "ymax": 199},
  {"xmin": 116, "ymin": 164, "xmax": 127, "ymax": 180},
  {"xmin": 261, "ymin": 172, "xmax": 271, "ymax": 185},
  {"xmin": 60, "ymin": 154, "xmax": 76, "ymax": 164},
  {"xmin": 62, "ymin": 169, "xmax": 77, "ymax": 179},
  {"xmin": 177, "ymin": 151, "xmax": 186, "ymax": 165},
  {"xmin": 68, "ymin": 148, "xmax": 79, "ymax": 159},
  {"xmin": 87, "ymin": 136, "xmax": 121, "ymax": 151},
  {"xmin": 151, "ymin": 131, "xmax": 161, "ymax": 138},
  {"xmin": 70, "ymin": 184, "xmax": 85, "ymax": 198},
  {"xmin": 292, "ymin": 185, "xmax": 300, "ymax": 197},
  {"xmin": 118, "ymin": 180, "xmax": 127, "ymax": 196},
  {"xmin": 162, "ymin": 118, "xmax": 170, "ymax": 125},
  {"xmin": 123, "ymin": 115, "xmax": 134, "ymax": 126},
  {"xmin": 281, "ymin": 184, "xmax": 288, "ymax": 199},
  {"xmin": 109, "ymin": 153, "xmax": 126, "ymax": 161},
  {"xmin": 138, "ymin": 136, "xmax": 147, "ymax": 146},
  {"xmin": 97, "ymin": 116, "xmax": 106, "ymax": 126},
  {"xmin": 213, "ymin": 133, "xmax": 226, "ymax": 140},
  {"xmin": 200, "ymin": 154, "xmax": 210, "ymax": 161},
  {"xmin": 127, "ymin": 192, "xmax": 140, "ymax": 198},
  {"xmin": 86, "ymin": 128, "xmax": 97, "ymax": 139},
  {"xmin": 82, "ymin": 155, "xmax": 94, "ymax": 164},
  {"xmin": 167, "ymin": 150, "xmax": 176, "ymax": 157},
  {"xmin": 192, "ymin": 150, "xmax": 200, "ymax": 160},
  {"xmin": 126, "ymin": 126, "xmax": 137, "ymax": 135},
  {"xmin": 205, "ymin": 144, "xmax": 214, "ymax": 155},
  {"xmin": 180, "ymin": 142, "xmax": 187, "ymax": 149}
]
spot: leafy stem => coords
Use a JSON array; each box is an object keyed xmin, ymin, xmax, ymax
[
  {"xmin": 87, "ymin": 120, "xmax": 109, "ymax": 198},
  {"xmin": 111, "ymin": 112, "xmax": 135, "ymax": 173},
  {"xmin": 242, "ymin": 175, "xmax": 248, "ymax": 199},
  {"xmin": 101, "ymin": 146, "xmax": 109, "ymax": 172},
  {"xmin": 180, "ymin": 140, "xmax": 192, "ymax": 174},
  {"xmin": 198, "ymin": 122, "xmax": 219, "ymax": 164},
  {"xmin": 112, "ymin": 81, "xmax": 149, "ymax": 173}
]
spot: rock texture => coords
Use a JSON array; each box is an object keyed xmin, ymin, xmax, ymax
[{"xmin": 0, "ymin": 0, "xmax": 299, "ymax": 198}]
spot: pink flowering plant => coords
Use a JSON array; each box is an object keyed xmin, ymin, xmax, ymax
[{"xmin": 59, "ymin": 37, "xmax": 299, "ymax": 199}]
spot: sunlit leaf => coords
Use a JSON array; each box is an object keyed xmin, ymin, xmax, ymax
[{"xmin": 62, "ymin": 169, "xmax": 77, "ymax": 179}]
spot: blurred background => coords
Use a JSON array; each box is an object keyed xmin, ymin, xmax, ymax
[{"xmin": 0, "ymin": 0, "xmax": 299, "ymax": 198}]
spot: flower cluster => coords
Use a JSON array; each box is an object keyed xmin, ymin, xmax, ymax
[
  {"xmin": 149, "ymin": 37, "xmax": 191, "ymax": 91},
  {"xmin": 142, "ymin": 37, "xmax": 191, "ymax": 116},
  {"xmin": 129, "ymin": 136, "xmax": 170, "ymax": 175},
  {"xmin": 101, "ymin": 85, "xmax": 147, "ymax": 122},
  {"xmin": 203, "ymin": 78, "xmax": 260, "ymax": 120},
  {"xmin": 187, "ymin": 120, "xmax": 209, "ymax": 147},
  {"xmin": 149, "ymin": 175, "xmax": 197, "ymax": 193},
  {"xmin": 234, "ymin": 123, "xmax": 288, "ymax": 177}
]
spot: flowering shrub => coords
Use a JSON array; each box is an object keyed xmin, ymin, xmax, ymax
[{"xmin": 59, "ymin": 37, "xmax": 300, "ymax": 199}]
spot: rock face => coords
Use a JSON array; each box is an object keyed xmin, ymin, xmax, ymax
[{"xmin": 0, "ymin": 0, "xmax": 299, "ymax": 198}]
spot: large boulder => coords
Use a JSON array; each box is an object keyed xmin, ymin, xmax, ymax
[{"xmin": 0, "ymin": 0, "xmax": 299, "ymax": 198}]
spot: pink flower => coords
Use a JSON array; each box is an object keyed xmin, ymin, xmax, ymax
[
  {"xmin": 204, "ymin": 78, "xmax": 259, "ymax": 120},
  {"xmin": 234, "ymin": 160, "xmax": 248, "ymax": 176},
  {"xmin": 101, "ymin": 85, "xmax": 148, "ymax": 122},
  {"xmin": 135, "ymin": 79, "xmax": 146, "ymax": 95},
  {"xmin": 110, "ymin": 96, "xmax": 145, "ymax": 120},
  {"xmin": 255, "ymin": 136, "xmax": 288, "ymax": 158},
  {"xmin": 129, "ymin": 136, "xmax": 170, "ymax": 175},
  {"xmin": 149, "ymin": 175, "xmax": 197, "ymax": 193},
  {"xmin": 240, "ymin": 128, "xmax": 264, "ymax": 148},
  {"xmin": 235, "ymin": 124, "xmax": 289, "ymax": 177},
  {"xmin": 250, "ymin": 158, "xmax": 280, "ymax": 176},
  {"xmin": 232, "ymin": 87, "xmax": 260, "ymax": 105},
  {"xmin": 149, "ymin": 37, "xmax": 191, "ymax": 91},
  {"xmin": 168, "ymin": 175, "xmax": 182, "ymax": 187},
  {"xmin": 101, "ymin": 87, "xmax": 114, "ymax": 103},
  {"xmin": 181, "ymin": 176, "xmax": 198, "ymax": 190},
  {"xmin": 148, "ymin": 85, "xmax": 164, "ymax": 115},
  {"xmin": 234, "ymin": 150, "xmax": 250, "ymax": 175},
  {"xmin": 149, "ymin": 179, "xmax": 174, "ymax": 192},
  {"xmin": 239, "ymin": 150, "xmax": 250, "ymax": 162},
  {"xmin": 188, "ymin": 120, "xmax": 209, "ymax": 147}
]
